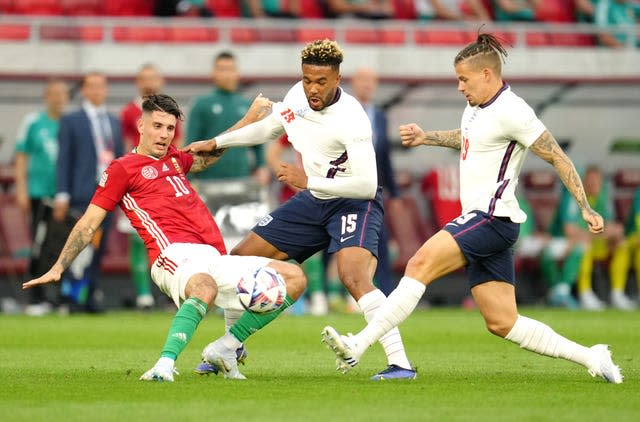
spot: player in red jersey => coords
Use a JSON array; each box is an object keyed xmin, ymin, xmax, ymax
[{"xmin": 22, "ymin": 94, "xmax": 307, "ymax": 382}]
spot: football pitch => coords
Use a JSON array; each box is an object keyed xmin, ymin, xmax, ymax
[{"xmin": 1, "ymin": 308, "xmax": 638, "ymax": 421}]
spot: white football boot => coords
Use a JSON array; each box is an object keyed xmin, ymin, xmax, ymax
[
  {"xmin": 202, "ymin": 339, "xmax": 247, "ymax": 380},
  {"xmin": 586, "ymin": 344, "xmax": 623, "ymax": 384},
  {"xmin": 321, "ymin": 326, "xmax": 364, "ymax": 373}
]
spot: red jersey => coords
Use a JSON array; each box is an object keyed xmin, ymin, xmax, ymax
[
  {"xmin": 91, "ymin": 146, "xmax": 226, "ymax": 263},
  {"xmin": 120, "ymin": 100, "xmax": 182, "ymax": 148}
]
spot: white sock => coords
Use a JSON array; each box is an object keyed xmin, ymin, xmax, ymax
[
  {"xmin": 358, "ymin": 289, "xmax": 412, "ymax": 369},
  {"xmin": 505, "ymin": 315, "xmax": 592, "ymax": 367},
  {"xmin": 156, "ymin": 356, "xmax": 175, "ymax": 371},
  {"xmin": 220, "ymin": 332, "xmax": 242, "ymax": 350},
  {"xmin": 224, "ymin": 309, "xmax": 243, "ymax": 333},
  {"xmin": 357, "ymin": 277, "xmax": 426, "ymax": 350}
]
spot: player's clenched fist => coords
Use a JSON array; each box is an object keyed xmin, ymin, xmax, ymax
[{"xmin": 399, "ymin": 123, "xmax": 425, "ymax": 148}]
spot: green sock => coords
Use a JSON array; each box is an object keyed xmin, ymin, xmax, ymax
[
  {"xmin": 303, "ymin": 253, "xmax": 324, "ymax": 294},
  {"xmin": 129, "ymin": 234, "xmax": 152, "ymax": 296},
  {"xmin": 160, "ymin": 297, "xmax": 208, "ymax": 360},
  {"xmin": 560, "ymin": 246, "xmax": 584, "ymax": 287},
  {"xmin": 540, "ymin": 248, "xmax": 561, "ymax": 287},
  {"xmin": 229, "ymin": 295, "xmax": 294, "ymax": 343}
]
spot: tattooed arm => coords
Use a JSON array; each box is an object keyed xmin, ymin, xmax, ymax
[
  {"xmin": 399, "ymin": 124, "xmax": 462, "ymax": 150},
  {"xmin": 22, "ymin": 204, "xmax": 108, "ymax": 289},
  {"xmin": 189, "ymin": 147, "xmax": 226, "ymax": 173},
  {"xmin": 529, "ymin": 130, "xmax": 604, "ymax": 234}
]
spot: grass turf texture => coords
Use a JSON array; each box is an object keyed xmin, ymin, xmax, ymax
[{"xmin": 1, "ymin": 308, "xmax": 637, "ymax": 421}]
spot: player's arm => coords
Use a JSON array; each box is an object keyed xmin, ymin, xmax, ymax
[
  {"xmin": 399, "ymin": 124, "xmax": 461, "ymax": 150},
  {"xmin": 183, "ymin": 94, "xmax": 278, "ymax": 156},
  {"xmin": 22, "ymin": 204, "xmax": 108, "ymax": 289},
  {"xmin": 189, "ymin": 148, "xmax": 226, "ymax": 173},
  {"xmin": 529, "ymin": 129, "xmax": 604, "ymax": 234}
]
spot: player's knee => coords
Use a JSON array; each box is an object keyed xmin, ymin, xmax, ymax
[
  {"xmin": 271, "ymin": 262, "xmax": 306, "ymax": 299},
  {"xmin": 485, "ymin": 318, "xmax": 514, "ymax": 338},
  {"xmin": 185, "ymin": 274, "xmax": 217, "ymax": 309}
]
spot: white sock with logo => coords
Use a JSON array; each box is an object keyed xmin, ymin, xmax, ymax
[{"xmin": 358, "ymin": 289, "xmax": 412, "ymax": 369}]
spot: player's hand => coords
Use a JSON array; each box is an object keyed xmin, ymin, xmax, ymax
[
  {"xmin": 277, "ymin": 163, "xmax": 307, "ymax": 190},
  {"xmin": 399, "ymin": 124, "xmax": 425, "ymax": 148},
  {"xmin": 22, "ymin": 264, "xmax": 63, "ymax": 290},
  {"xmin": 582, "ymin": 208, "xmax": 604, "ymax": 234},
  {"xmin": 53, "ymin": 200, "xmax": 69, "ymax": 223},
  {"xmin": 16, "ymin": 189, "xmax": 30, "ymax": 212},
  {"xmin": 182, "ymin": 139, "xmax": 218, "ymax": 155},
  {"xmin": 246, "ymin": 93, "xmax": 273, "ymax": 122}
]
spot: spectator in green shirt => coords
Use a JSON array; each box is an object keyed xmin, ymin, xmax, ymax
[
  {"xmin": 13, "ymin": 79, "xmax": 69, "ymax": 315},
  {"xmin": 185, "ymin": 51, "xmax": 269, "ymax": 184}
]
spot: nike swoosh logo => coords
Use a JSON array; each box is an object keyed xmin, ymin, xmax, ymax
[{"xmin": 340, "ymin": 235, "xmax": 355, "ymax": 242}]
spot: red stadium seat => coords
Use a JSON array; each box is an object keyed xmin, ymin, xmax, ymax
[
  {"xmin": 613, "ymin": 168, "xmax": 640, "ymax": 223},
  {"xmin": 298, "ymin": 0, "xmax": 325, "ymax": 18},
  {"xmin": 12, "ymin": 0, "xmax": 63, "ymax": 15},
  {"xmin": 0, "ymin": 194, "xmax": 30, "ymax": 277},
  {"xmin": 231, "ymin": 27, "xmax": 295, "ymax": 44},
  {"xmin": 392, "ymin": 0, "xmax": 417, "ymax": 19},
  {"xmin": 100, "ymin": 223, "xmax": 130, "ymax": 275},
  {"xmin": 230, "ymin": 27, "xmax": 257, "ymax": 44},
  {"xmin": 414, "ymin": 29, "xmax": 474, "ymax": 46},
  {"xmin": 113, "ymin": 26, "xmax": 168, "ymax": 43},
  {"xmin": 103, "ymin": 0, "xmax": 152, "ymax": 16},
  {"xmin": 207, "ymin": 0, "xmax": 241, "ymax": 17},
  {"xmin": 386, "ymin": 195, "xmax": 434, "ymax": 273},
  {"xmin": 297, "ymin": 28, "xmax": 336, "ymax": 43},
  {"xmin": 345, "ymin": 28, "xmax": 406, "ymax": 44},
  {"xmin": 40, "ymin": 25, "xmax": 103, "ymax": 42},
  {"xmin": 167, "ymin": 26, "xmax": 219, "ymax": 43},
  {"xmin": 522, "ymin": 170, "xmax": 559, "ymax": 231},
  {"xmin": 61, "ymin": 0, "xmax": 102, "ymax": 16},
  {"xmin": 535, "ymin": 0, "xmax": 575, "ymax": 23},
  {"xmin": 0, "ymin": 24, "xmax": 31, "ymax": 41}
]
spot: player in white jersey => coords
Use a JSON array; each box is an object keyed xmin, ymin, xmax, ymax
[
  {"xmin": 186, "ymin": 39, "xmax": 416, "ymax": 380},
  {"xmin": 321, "ymin": 33, "xmax": 623, "ymax": 383}
]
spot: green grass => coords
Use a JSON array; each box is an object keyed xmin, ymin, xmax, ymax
[{"xmin": 0, "ymin": 308, "xmax": 638, "ymax": 422}]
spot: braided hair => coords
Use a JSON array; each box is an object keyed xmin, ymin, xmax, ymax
[{"xmin": 454, "ymin": 33, "xmax": 508, "ymax": 75}]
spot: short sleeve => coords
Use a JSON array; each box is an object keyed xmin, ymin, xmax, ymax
[
  {"xmin": 91, "ymin": 161, "xmax": 129, "ymax": 212},
  {"xmin": 502, "ymin": 98, "xmax": 546, "ymax": 148}
]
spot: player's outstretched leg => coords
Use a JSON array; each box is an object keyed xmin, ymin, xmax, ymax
[
  {"xmin": 356, "ymin": 290, "xmax": 416, "ymax": 380},
  {"xmin": 140, "ymin": 297, "xmax": 209, "ymax": 382},
  {"xmin": 505, "ymin": 315, "xmax": 623, "ymax": 384}
]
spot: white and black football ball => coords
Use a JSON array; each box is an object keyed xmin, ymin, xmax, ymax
[{"xmin": 237, "ymin": 266, "xmax": 286, "ymax": 313}]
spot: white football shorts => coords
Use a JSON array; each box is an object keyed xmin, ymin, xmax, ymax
[{"xmin": 150, "ymin": 243, "xmax": 272, "ymax": 309}]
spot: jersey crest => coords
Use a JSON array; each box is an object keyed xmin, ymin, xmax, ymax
[{"xmin": 141, "ymin": 166, "xmax": 158, "ymax": 180}]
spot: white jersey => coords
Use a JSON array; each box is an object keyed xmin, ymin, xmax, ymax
[
  {"xmin": 459, "ymin": 83, "xmax": 546, "ymax": 223},
  {"xmin": 215, "ymin": 82, "xmax": 377, "ymax": 200},
  {"xmin": 273, "ymin": 82, "xmax": 376, "ymax": 200}
]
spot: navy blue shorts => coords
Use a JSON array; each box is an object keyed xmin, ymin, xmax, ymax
[
  {"xmin": 443, "ymin": 211, "xmax": 520, "ymax": 287},
  {"xmin": 253, "ymin": 188, "xmax": 383, "ymax": 263}
]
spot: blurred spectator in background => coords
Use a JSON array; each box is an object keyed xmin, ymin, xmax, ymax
[
  {"xmin": 351, "ymin": 66, "xmax": 401, "ymax": 296},
  {"xmin": 594, "ymin": 0, "xmax": 640, "ymax": 48},
  {"xmin": 120, "ymin": 63, "xmax": 183, "ymax": 310},
  {"xmin": 322, "ymin": 0, "xmax": 395, "ymax": 19},
  {"xmin": 558, "ymin": 165, "xmax": 634, "ymax": 310},
  {"xmin": 13, "ymin": 79, "xmax": 69, "ymax": 316},
  {"xmin": 624, "ymin": 186, "xmax": 640, "ymax": 303},
  {"xmin": 574, "ymin": 0, "xmax": 596, "ymax": 22},
  {"xmin": 541, "ymin": 188, "xmax": 588, "ymax": 309},
  {"xmin": 121, "ymin": 64, "xmax": 182, "ymax": 151},
  {"xmin": 154, "ymin": 0, "xmax": 212, "ymax": 17},
  {"xmin": 244, "ymin": 0, "xmax": 301, "ymax": 17},
  {"xmin": 185, "ymin": 51, "xmax": 269, "ymax": 185},
  {"xmin": 55, "ymin": 72, "xmax": 123, "ymax": 313},
  {"xmin": 414, "ymin": 0, "xmax": 492, "ymax": 21},
  {"xmin": 492, "ymin": 0, "xmax": 539, "ymax": 21}
]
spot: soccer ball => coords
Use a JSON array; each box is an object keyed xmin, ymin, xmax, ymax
[{"xmin": 236, "ymin": 266, "xmax": 287, "ymax": 313}]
